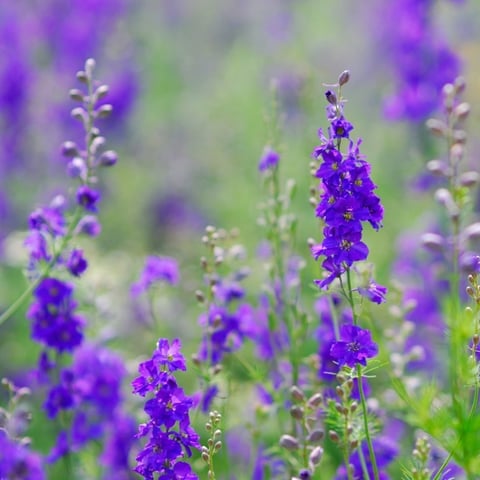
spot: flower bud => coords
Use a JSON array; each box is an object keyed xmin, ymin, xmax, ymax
[
  {"xmin": 307, "ymin": 393, "xmax": 323, "ymax": 408},
  {"xmin": 459, "ymin": 171, "xmax": 480, "ymax": 188},
  {"xmin": 290, "ymin": 406, "xmax": 304, "ymax": 420},
  {"xmin": 85, "ymin": 58, "xmax": 96, "ymax": 78},
  {"xmin": 280, "ymin": 434, "xmax": 299, "ymax": 450},
  {"xmin": 453, "ymin": 102, "xmax": 470, "ymax": 120},
  {"xmin": 307, "ymin": 429, "xmax": 324, "ymax": 443},
  {"xmin": 96, "ymin": 104, "xmax": 113, "ymax": 118},
  {"xmin": 61, "ymin": 141, "xmax": 78, "ymax": 157},
  {"xmin": 95, "ymin": 84, "xmax": 109, "ymax": 101},
  {"xmin": 309, "ymin": 446, "xmax": 324, "ymax": 466},
  {"xmin": 290, "ymin": 386, "xmax": 305, "ymax": 403},
  {"xmin": 325, "ymin": 90, "xmax": 337, "ymax": 105},
  {"xmin": 420, "ymin": 233, "xmax": 444, "ymax": 252},
  {"xmin": 76, "ymin": 70, "xmax": 88, "ymax": 83},
  {"xmin": 426, "ymin": 159, "xmax": 449, "ymax": 176},
  {"xmin": 338, "ymin": 70, "xmax": 350, "ymax": 86},
  {"xmin": 99, "ymin": 150, "xmax": 118, "ymax": 167},
  {"xmin": 463, "ymin": 223, "xmax": 480, "ymax": 241},
  {"xmin": 426, "ymin": 118, "xmax": 447, "ymax": 136},
  {"xmin": 71, "ymin": 107, "xmax": 87, "ymax": 122},
  {"xmin": 69, "ymin": 88, "xmax": 84, "ymax": 101}
]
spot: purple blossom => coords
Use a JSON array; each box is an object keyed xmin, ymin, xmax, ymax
[
  {"xmin": 76, "ymin": 215, "xmax": 102, "ymax": 236},
  {"xmin": 0, "ymin": 429, "xmax": 45, "ymax": 479},
  {"xmin": 258, "ymin": 146, "xmax": 280, "ymax": 172},
  {"xmin": 76, "ymin": 185, "xmax": 101, "ymax": 212},
  {"xmin": 27, "ymin": 278, "xmax": 84, "ymax": 352},
  {"xmin": 131, "ymin": 255, "xmax": 180, "ymax": 296},
  {"xmin": 66, "ymin": 248, "xmax": 88, "ymax": 276},
  {"xmin": 330, "ymin": 324, "xmax": 378, "ymax": 367},
  {"xmin": 357, "ymin": 280, "xmax": 388, "ymax": 304}
]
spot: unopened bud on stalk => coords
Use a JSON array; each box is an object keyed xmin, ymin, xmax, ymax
[
  {"xmin": 96, "ymin": 104, "xmax": 113, "ymax": 118},
  {"xmin": 426, "ymin": 118, "xmax": 447, "ymax": 137},
  {"xmin": 454, "ymin": 76, "xmax": 466, "ymax": 94},
  {"xmin": 290, "ymin": 386, "xmax": 305, "ymax": 403},
  {"xmin": 76, "ymin": 70, "xmax": 88, "ymax": 83},
  {"xmin": 420, "ymin": 233, "xmax": 444, "ymax": 252},
  {"xmin": 69, "ymin": 88, "xmax": 84, "ymax": 101},
  {"xmin": 280, "ymin": 434, "xmax": 299, "ymax": 450},
  {"xmin": 309, "ymin": 446, "xmax": 324, "ymax": 466},
  {"xmin": 338, "ymin": 70, "xmax": 350, "ymax": 86},
  {"xmin": 453, "ymin": 130, "xmax": 467, "ymax": 144},
  {"xmin": 454, "ymin": 102, "xmax": 470, "ymax": 120},
  {"xmin": 426, "ymin": 159, "xmax": 449, "ymax": 176},
  {"xmin": 71, "ymin": 107, "xmax": 86, "ymax": 122},
  {"xmin": 95, "ymin": 84, "xmax": 109, "ymax": 100},
  {"xmin": 307, "ymin": 429, "xmax": 324, "ymax": 443},
  {"xmin": 460, "ymin": 171, "xmax": 480, "ymax": 187},
  {"xmin": 61, "ymin": 141, "xmax": 78, "ymax": 157},
  {"xmin": 325, "ymin": 90, "xmax": 337, "ymax": 105}
]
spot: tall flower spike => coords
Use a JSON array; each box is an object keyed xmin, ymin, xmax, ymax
[
  {"xmin": 133, "ymin": 338, "xmax": 200, "ymax": 480},
  {"xmin": 311, "ymin": 72, "xmax": 386, "ymax": 300}
]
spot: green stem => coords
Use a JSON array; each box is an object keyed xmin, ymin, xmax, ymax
[{"xmin": 356, "ymin": 364, "xmax": 378, "ymax": 480}]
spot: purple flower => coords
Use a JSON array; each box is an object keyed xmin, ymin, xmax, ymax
[
  {"xmin": 330, "ymin": 324, "xmax": 378, "ymax": 367},
  {"xmin": 330, "ymin": 117, "xmax": 353, "ymax": 139},
  {"xmin": 76, "ymin": 215, "xmax": 102, "ymax": 236},
  {"xmin": 131, "ymin": 255, "xmax": 180, "ymax": 295},
  {"xmin": 66, "ymin": 248, "xmax": 88, "ymax": 276},
  {"xmin": 28, "ymin": 278, "xmax": 84, "ymax": 352},
  {"xmin": 357, "ymin": 280, "xmax": 388, "ymax": 304},
  {"xmin": 76, "ymin": 185, "xmax": 101, "ymax": 212},
  {"xmin": 258, "ymin": 146, "xmax": 280, "ymax": 172},
  {"xmin": 0, "ymin": 429, "xmax": 46, "ymax": 479}
]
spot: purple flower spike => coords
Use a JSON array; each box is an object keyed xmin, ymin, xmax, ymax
[
  {"xmin": 259, "ymin": 146, "xmax": 280, "ymax": 172},
  {"xmin": 330, "ymin": 324, "xmax": 378, "ymax": 367}
]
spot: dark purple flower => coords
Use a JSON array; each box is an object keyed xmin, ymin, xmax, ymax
[
  {"xmin": 330, "ymin": 324, "xmax": 378, "ymax": 367},
  {"xmin": 258, "ymin": 146, "xmax": 280, "ymax": 172},
  {"xmin": 330, "ymin": 117, "xmax": 353, "ymax": 139},
  {"xmin": 76, "ymin": 185, "xmax": 101, "ymax": 212},
  {"xmin": 66, "ymin": 248, "xmax": 88, "ymax": 276}
]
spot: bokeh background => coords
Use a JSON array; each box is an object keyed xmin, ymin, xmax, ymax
[{"xmin": 1, "ymin": 0, "xmax": 480, "ymax": 477}]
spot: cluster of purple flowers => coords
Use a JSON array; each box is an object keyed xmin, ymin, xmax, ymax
[
  {"xmin": 132, "ymin": 338, "xmax": 200, "ymax": 480},
  {"xmin": 0, "ymin": 430, "xmax": 45, "ymax": 480},
  {"xmin": 310, "ymin": 86, "xmax": 385, "ymax": 295},
  {"xmin": 45, "ymin": 343, "xmax": 131, "ymax": 468},
  {"xmin": 377, "ymin": 0, "xmax": 461, "ymax": 122}
]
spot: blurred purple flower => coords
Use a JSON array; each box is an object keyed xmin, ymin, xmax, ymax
[
  {"xmin": 131, "ymin": 255, "xmax": 180, "ymax": 296},
  {"xmin": 258, "ymin": 146, "xmax": 280, "ymax": 172}
]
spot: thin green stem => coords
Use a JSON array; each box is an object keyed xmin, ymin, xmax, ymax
[{"xmin": 356, "ymin": 364, "xmax": 378, "ymax": 480}]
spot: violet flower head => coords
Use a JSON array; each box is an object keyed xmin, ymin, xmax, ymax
[
  {"xmin": 0, "ymin": 430, "xmax": 45, "ymax": 480},
  {"xmin": 131, "ymin": 255, "xmax": 180, "ymax": 296},
  {"xmin": 27, "ymin": 277, "xmax": 84, "ymax": 352},
  {"xmin": 330, "ymin": 324, "xmax": 378, "ymax": 368},
  {"xmin": 258, "ymin": 146, "xmax": 280, "ymax": 172}
]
